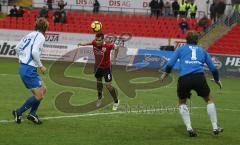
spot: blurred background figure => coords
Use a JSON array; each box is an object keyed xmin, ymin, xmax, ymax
[
  {"xmin": 9, "ymin": 5, "xmax": 18, "ymax": 17},
  {"xmin": 179, "ymin": 0, "xmax": 187, "ymax": 18},
  {"xmin": 93, "ymin": 0, "xmax": 100, "ymax": 13},
  {"xmin": 149, "ymin": 0, "xmax": 158, "ymax": 17},
  {"xmin": 197, "ymin": 15, "xmax": 210, "ymax": 32},
  {"xmin": 232, "ymin": 2, "xmax": 240, "ymax": 22},
  {"xmin": 172, "ymin": 0, "xmax": 179, "ymax": 17},
  {"xmin": 189, "ymin": 1, "xmax": 197, "ymax": 19},
  {"xmin": 17, "ymin": 6, "xmax": 24, "ymax": 17},
  {"xmin": 164, "ymin": 1, "xmax": 171, "ymax": 16},
  {"xmin": 216, "ymin": 0, "xmax": 226, "ymax": 20},
  {"xmin": 58, "ymin": 0, "xmax": 67, "ymax": 11},
  {"xmin": 179, "ymin": 18, "xmax": 189, "ymax": 33},
  {"xmin": 39, "ymin": 6, "xmax": 48, "ymax": 18},
  {"xmin": 53, "ymin": 9, "xmax": 61, "ymax": 23},
  {"xmin": 157, "ymin": 0, "xmax": 164, "ymax": 18},
  {"xmin": 210, "ymin": 1, "xmax": 217, "ymax": 23},
  {"xmin": 47, "ymin": 0, "xmax": 53, "ymax": 10},
  {"xmin": 60, "ymin": 12, "xmax": 66, "ymax": 23}
]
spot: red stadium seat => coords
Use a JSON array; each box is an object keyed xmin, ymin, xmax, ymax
[
  {"xmin": 208, "ymin": 24, "xmax": 240, "ymax": 55},
  {"xmin": 0, "ymin": 10, "xmax": 203, "ymax": 40}
]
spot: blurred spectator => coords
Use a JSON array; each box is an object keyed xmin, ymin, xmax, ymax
[
  {"xmin": 93, "ymin": 0, "xmax": 100, "ymax": 13},
  {"xmin": 149, "ymin": 0, "xmax": 158, "ymax": 17},
  {"xmin": 157, "ymin": 0, "xmax": 164, "ymax": 17},
  {"xmin": 231, "ymin": 3, "xmax": 240, "ymax": 23},
  {"xmin": 172, "ymin": 0, "xmax": 179, "ymax": 17},
  {"xmin": 47, "ymin": 0, "xmax": 53, "ymax": 10},
  {"xmin": 233, "ymin": 3, "xmax": 240, "ymax": 14},
  {"xmin": 9, "ymin": 5, "xmax": 18, "ymax": 17},
  {"xmin": 53, "ymin": 9, "xmax": 61, "ymax": 23},
  {"xmin": 210, "ymin": 1, "xmax": 217, "ymax": 22},
  {"xmin": 39, "ymin": 6, "xmax": 48, "ymax": 18},
  {"xmin": 179, "ymin": 18, "xmax": 189, "ymax": 33},
  {"xmin": 59, "ymin": 11, "xmax": 66, "ymax": 23},
  {"xmin": 189, "ymin": 1, "xmax": 197, "ymax": 19},
  {"xmin": 179, "ymin": 0, "xmax": 187, "ymax": 18},
  {"xmin": 197, "ymin": 15, "xmax": 210, "ymax": 32},
  {"xmin": 58, "ymin": 0, "xmax": 67, "ymax": 11},
  {"xmin": 53, "ymin": 8, "xmax": 66, "ymax": 24},
  {"xmin": 17, "ymin": 6, "xmax": 24, "ymax": 17},
  {"xmin": 216, "ymin": 0, "xmax": 226, "ymax": 19},
  {"xmin": 164, "ymin": 1, "xmax": 171, "ymax": 16},
  {"xmin": 0, "ymin": 3, "xmax": 2, "ymax": 12},
  {"xmin": 149, "ymin": 0, "xmax": 154, "ymax": 16}
]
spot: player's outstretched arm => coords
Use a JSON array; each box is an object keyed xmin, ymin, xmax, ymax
[{"xmin": 77, "ymin": 42, "xmax": 92, "ymax": 48}]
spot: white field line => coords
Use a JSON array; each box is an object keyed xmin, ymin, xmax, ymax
[
  {"xmin": 0, "ymin": 74, "xmax": 18, "ymax": 76},
  {"xmin": 1, "ymin": 107, "xmax": 240, "ymax": 123}
]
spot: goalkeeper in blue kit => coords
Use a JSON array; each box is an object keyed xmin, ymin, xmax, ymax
[{"xmin": 161, "ymin": 31, "xmax": 223, "ymax": 137}]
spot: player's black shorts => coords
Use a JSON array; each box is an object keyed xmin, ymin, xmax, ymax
[
  {"xmin": 177, "ymin": 73, "xmax": 210, "ymax": 99},
  {"xmin": 94, "ymin": 67, "xmax": 112, "ymax": 82}
]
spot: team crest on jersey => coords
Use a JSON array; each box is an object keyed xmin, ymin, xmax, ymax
[
  {"xmin": 93, "ymin": 47, "xmax": 106, "ymax": 55},
  {"xmin": 102, "ymin": 47, "xmax": 106, "ymax": 52}
]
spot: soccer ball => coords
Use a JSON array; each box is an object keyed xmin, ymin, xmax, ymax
[{"xmin": 91, "ymin": 21, "xmax": 102, "ymax": 32}]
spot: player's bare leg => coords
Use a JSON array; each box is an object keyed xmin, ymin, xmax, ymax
[
  {"xmin": 203, "ymin": 95, "xmax": 223, "ymax": 135},
  {"xmin": 179, "ymin": 98, "xmax": 197, "ymax": 137},
  {"xmin": 96, "ymin": 77, "xmax": 104, "ymax": 107},
  {"xmin": 106, "ymin": 82, "xmax": 119, "ymax": 111}
]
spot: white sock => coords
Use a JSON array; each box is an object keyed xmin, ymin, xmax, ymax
[
  {"xmin": 179, "ymin": 104, "xmax": 193, "ymax": 131},
  {"xmin": 207, "ymin": 103, "xmax": 218, "ymax": 130}
]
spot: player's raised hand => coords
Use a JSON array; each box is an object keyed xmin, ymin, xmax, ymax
[
  {"xmin": 215, "ymin": 80, "xmax": 222, "ymax": 89},
  {"xmin": 40, "ymin": 66, "xmax": 47, "ymax": 74},
  {"xmin": 160, "ymin": 72, "xmax": 168, "ymax": 82},
  {"xmin": 210, "ymin": 79, "xmax": 222, "ymax": 89}
]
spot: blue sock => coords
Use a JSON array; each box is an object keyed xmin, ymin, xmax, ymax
[
  {"xmin": 29, "ymin": 101, "xmax": 41, "ymax": 116},
  {"xmin": 16, "ymin": 96, "xmax": 39, "ymax": 115}
]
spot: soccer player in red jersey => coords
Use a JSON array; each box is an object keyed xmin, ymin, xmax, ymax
[{"xmin": 78, "ymin": 33, "xmax": 120, "ymax": 110}]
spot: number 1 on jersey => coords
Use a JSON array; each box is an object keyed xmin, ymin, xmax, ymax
[{"xmin": 190, "ymin": 46, "xmax": 197, "ymax": 60}]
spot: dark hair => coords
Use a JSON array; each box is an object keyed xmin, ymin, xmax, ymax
[
  {"xmin": 34, "ymin": 18, "xmax": 49, "ymax": 32},
  {"xmin": 96, "ymin": 32, "xmax": 104, "ymax": 39},
  {"xmin": 186, "ymin": 31, "xmax": 199, "ymax": 45}
]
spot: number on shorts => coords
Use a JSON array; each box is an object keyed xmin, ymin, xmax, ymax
[{"xmin": 108, "ymin": 74, "xmax": 111, "ymax": 80}]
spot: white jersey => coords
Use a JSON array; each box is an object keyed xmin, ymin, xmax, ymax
[{"xmin": 15, "ymin": 31, "xmax": 45, "ymax": 68}]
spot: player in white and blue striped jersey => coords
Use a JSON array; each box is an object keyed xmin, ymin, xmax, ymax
[
  {"xmin": 161, "ymin": 31, "xmax": 223, "ymax": 137},
  {"xmin": 12, "ymin": 18, "xmax": 49, "ymax": 125}
]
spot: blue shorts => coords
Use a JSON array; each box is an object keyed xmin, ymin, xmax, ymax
[{"xmin": 19, "ymin": 63, "xmax": 42, "ymax": 90}]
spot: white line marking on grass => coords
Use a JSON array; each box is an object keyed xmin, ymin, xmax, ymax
[
  {"xmin": 0, "ymin": 108, "xmax": 168, "ymax": 123},
  {"xmin": 1, "ymin": 107, "xmax": 240, "ymax": 124},
  {"xmin": 0, "ymin": 74, "xmax": 18, "ymax": 76}
]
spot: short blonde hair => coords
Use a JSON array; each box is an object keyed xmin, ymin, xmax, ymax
[{"xmin": 34, "ymin": 18, "xmax": 49, "ymax": 32}]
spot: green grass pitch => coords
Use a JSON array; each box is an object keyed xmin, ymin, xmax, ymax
[{"xmin": 0, "ymin": 57, "xmax": 240, "ymax": 145}]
